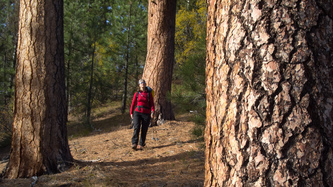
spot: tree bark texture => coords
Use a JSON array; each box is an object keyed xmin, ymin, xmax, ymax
[
  {"xmin": 5, "ymin": 0, "xmax": 73, "ymax": 178},
  {"xmin": 143, "ymin": 0, "xmax": 177, "ymax": 123},
  {"xmin": 205, "ymin": 0, "xmax": 332, "ymax": 186}
]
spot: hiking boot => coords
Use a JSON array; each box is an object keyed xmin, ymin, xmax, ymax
[
  {"xmin": 132, "ymin": 144, "xmax": 137, "ymax": 149},
  {"xmin": 137, "ymin": 145, "xmax": 143, "ymax": 150}
]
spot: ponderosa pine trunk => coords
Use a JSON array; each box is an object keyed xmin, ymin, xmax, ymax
[
  {"xmin": 205, "ymin": 0, "xmax": 333, "ymax": 186},
  {"xmin": 5, "ymin": 0, "xmax": 73, "ymax": 178},
  {"xmin": 143, "ymin": 0, "xmax": 177, "ymax": 124}
]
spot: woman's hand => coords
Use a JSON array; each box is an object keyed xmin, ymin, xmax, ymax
[
  {"xmin": 151, "ymin": 113, "xmax": 154, "ymax": 119},
  {"xmin": 131, "ymin": 114, "xmax": 133, "ymax": 119}
]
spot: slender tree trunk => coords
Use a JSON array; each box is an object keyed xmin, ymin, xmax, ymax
[
  {"xmin": 5, "ymin": 0, "xmax": 72, "ymax": 179},
  {"xmin": 9, "ymin": 38, "xmax": 17, "ymax": 100},
  {"xmin": 135, "ymin": 55, "xmax": 139, "ymax": 88},
  {"xmin": 87, "ymin": 44, "xmax": 96, "ymax": 125},
  {"xmin": 3, "ymin": 51, "xmax": 8, "ymax": 104},
  {"xmin": 3, "ymin": 0, "xmax": 19, "ymax": 105},
  {"xmin": 66, "ymin": 33, "xmax": 72, "ymax": 118},
  {"xmin": 9, "ymin": 0, "xmax": 19, "ymax": 101},
  {"xmin": 143, "ymin": 0, "xmax": 177, "ymax": 124},
  {"xmin": 205, "ymin": 0, "xmax": 333, "ymax": 186},
  {"xmin": 121, "ymin": 3, "xmax": 132, "ymax": 114}
]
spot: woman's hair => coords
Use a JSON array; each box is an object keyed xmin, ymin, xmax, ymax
[
  {"xmin": 138, "ymin": 79, "xmax": 146, "ymax": 85},
  {"xmin": 138, "ymin": 79, "xmax": 147, "ymax": 91}
]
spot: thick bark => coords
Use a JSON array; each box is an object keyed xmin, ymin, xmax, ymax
[
  {"xmin": 143, "ymin": 0, "xmax": 177, "ymax": 123},
  {"xmin": 205, "ymin": 0, "xmax": 333, "ymax": 186},
  {"xmin": 5, "ymin": 0, "xmax": 73, "ymax": 178}
]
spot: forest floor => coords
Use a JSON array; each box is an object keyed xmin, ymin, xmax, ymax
[{"xmin": 0, "ymin": 103, "xmax": 205, "ymax": 186}]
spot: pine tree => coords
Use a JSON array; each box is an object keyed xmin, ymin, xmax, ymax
[
  {"xmin": 143, "ymin": 0, "xmax": 177, "ymax": 123},
  {"xmin": 205, "ymin": 0, "xmax": 333, "ymax": 185},
  {"xmin": 5, "ymin": 0, "xmax": 72, "ymax": 178}
]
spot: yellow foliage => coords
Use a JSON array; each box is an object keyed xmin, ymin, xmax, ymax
[
  {"xmin": 175, "ymin": 0, "xmax": 206, "ymax": 64},
  {"xmin": 93, "ymin": 39, "xmax": 119, "ymax": 67}
]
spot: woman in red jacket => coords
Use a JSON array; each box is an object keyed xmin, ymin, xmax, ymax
[{"xmin": 130, "ymin": 79, "xmax": 155, "ymax": 150}]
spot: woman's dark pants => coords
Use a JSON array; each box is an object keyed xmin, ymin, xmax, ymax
[{"xmin": 132, "ymin": 111, "xmax": 151, "ymax": 146}]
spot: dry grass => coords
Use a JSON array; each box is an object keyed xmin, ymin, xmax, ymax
[{"xmin": 0, "ymin": 102, "xmax": 205, "ymax": 186}]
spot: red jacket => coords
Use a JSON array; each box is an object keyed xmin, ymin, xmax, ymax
[{"xmin": 130, "ymin": 91, "xmax": 155, "ymax": 115}]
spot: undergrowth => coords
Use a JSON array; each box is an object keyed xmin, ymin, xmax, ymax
[
  {"xmin": 171, "ymin": 84, "xmax": 206, "ymax": 139},
  {"xmin": 0, "ymin": 105, "xmax": 13, "ymax": 148}
]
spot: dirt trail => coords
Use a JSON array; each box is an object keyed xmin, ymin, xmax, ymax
[{"xmin": 0, "ymin": 120, "xmax": 205, "ymax": 186}]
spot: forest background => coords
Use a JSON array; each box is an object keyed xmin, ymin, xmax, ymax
[{"xmin": 0, "ymin": 0, "xmax": 206, "ymax": 147}]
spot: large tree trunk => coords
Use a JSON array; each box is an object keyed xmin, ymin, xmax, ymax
[
  {"xmin": 143, "ymin": 0, "xmax": 177, "ymax": 124},
  {"xmin": 5, "ymin": 0, "xmax": 73, "ymax": 179},
  {"xmin": 205, "ymin": 0, "xmax": 333, "ymax": 186}
]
